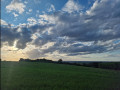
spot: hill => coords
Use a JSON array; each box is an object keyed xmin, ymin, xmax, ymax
[{"xmin": 1, "ymin": 61, "xmax": 120, "ymax": 90}]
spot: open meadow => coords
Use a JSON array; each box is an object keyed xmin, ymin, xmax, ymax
[{"xmin": 1, "ymin": 61, "xmax": 120, "ymax": 90}]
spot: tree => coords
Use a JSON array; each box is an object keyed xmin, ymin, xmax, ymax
[
  {"xmin": 19, "ymin": 58, "xmax": 24, "ymax": 61},
  {"xmin": 58, "ymin": 59, "xmax": 63, "ymax": 63}
]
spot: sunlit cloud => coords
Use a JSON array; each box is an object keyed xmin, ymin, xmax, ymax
[
  {"xmin": 62, "ymin": 0, "xmax": 83, "ymax": 13},
  {"xmin": 1, "ymin": 0, "xmax": 120, "ymax": 61},
  {"xmin": 1, "ymin": 19, "xmax": 8, "ymax": 26},
  {"xmin": 6, "ymin": 0, "xmax": 26, "ymax": 14}
]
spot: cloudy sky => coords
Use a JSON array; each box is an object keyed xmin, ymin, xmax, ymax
[{"xmin": 1, "ymin": 0, "xmax": 120, "ymax": 61}]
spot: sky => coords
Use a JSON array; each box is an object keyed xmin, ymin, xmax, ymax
[{"xmin": 1, "ymin": 0, "xmax": 120, "ymax": 61}]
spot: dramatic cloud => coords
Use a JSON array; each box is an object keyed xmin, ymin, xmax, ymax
[
  {"xmin": 1, "ymin": 0, "xmax": 120, "ymax": 59},
  {"xmin": 1, "ymin": 23, "xmax": 54, "ymax": 49},
  {"xmin": 1, "ymin": 26, "xmax": 32, "ymax": 49},
  {"xmin": 6, "ymin": 0, "xmax": 26, "ymax": 14},
  {"xmin": 1, "ymin": 26, "xmax": 19, "ymax": 47}
]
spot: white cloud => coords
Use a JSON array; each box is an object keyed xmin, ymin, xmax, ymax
[
  {"xmin": 6, "ymin": 0, "xmax": 26, "ymax": 14},
  {"xmin": 1, "ymin": 19, "xmax": 8, "ymax": 26},
  {"xmin": 12, "ymin": 12, "xmax": 18, "ymax": 17},
  {"xmin": 27, "ymin": 17, "xmax": 37, "ymax": 25},
  {"xmin": 86, "ymin": 0, "xmax": 99, "ymax": 15},
  {"xmin": 62, "ymin": 0, "xmax": 82, "ymax": 13},
  {"xmin": 38, "ymin": 14, "xmax": 59, "ymax": 25},
  {"xmin": 48, "ymin": 4, "xmax": 55, "ymax": 12}
]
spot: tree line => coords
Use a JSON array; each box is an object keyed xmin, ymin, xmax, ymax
[{"xmin": 19, "ymin": 58, "xmax": 120, "ymax": 70}]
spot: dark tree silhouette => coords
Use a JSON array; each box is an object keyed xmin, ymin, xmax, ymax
[{"xmin": 58, "ymin": 59, "xmax": 63, "ymax": 63}]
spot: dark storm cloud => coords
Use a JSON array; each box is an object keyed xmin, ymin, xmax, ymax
[
  {"xmin": 1, "ymin": 0, "xmax": 120, "ymax": 56},
  {"xmin": 1, "ymin": 26, "xmax": 20, "ymax": 46},
  {"xmin": 33, "ymin": 32, "xmax": 55, "ymax": 46},
  {"xmin": 1, "ymin": 26, "xmax": 32, "ymax": 49},
  {"xmin": 41, "ymin": 41, "xmax": 106, "ymax": 55},
  {"xmin": 29, "ymin": 24, "xmax": 54, "ymax": 34},
  {"xmin": 40, "ymin": 0, "xmax": 120, "ymax": 55},
  {"xmin": 16, "ymin": 27, "xmax": 32, "ymax": 49},
  {"xmin": 53, "ymin": 0, "xmax": 120, "ymax": 42},
  {"xmin": 1, "ymin": 24, "xmax": 53, "ymax": 49}
]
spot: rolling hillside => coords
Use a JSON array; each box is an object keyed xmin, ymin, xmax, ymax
[{"xmin": 1, "ymin": 61, "xmax": 120, "ymax": 90}]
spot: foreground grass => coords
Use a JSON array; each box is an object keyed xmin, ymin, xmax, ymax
[{"xmin": 1, "ymin": 61, "xmax": 120, "ymax": 90}]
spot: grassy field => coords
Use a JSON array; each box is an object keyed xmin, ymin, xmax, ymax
[{"xmin": 1, "ymin": 61, "xmax": 120, "ymax": 90}]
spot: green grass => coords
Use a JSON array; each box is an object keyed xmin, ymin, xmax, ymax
[{"xmin": 1, "ymin": 61, "xmax": 120, "ymax": 90}]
